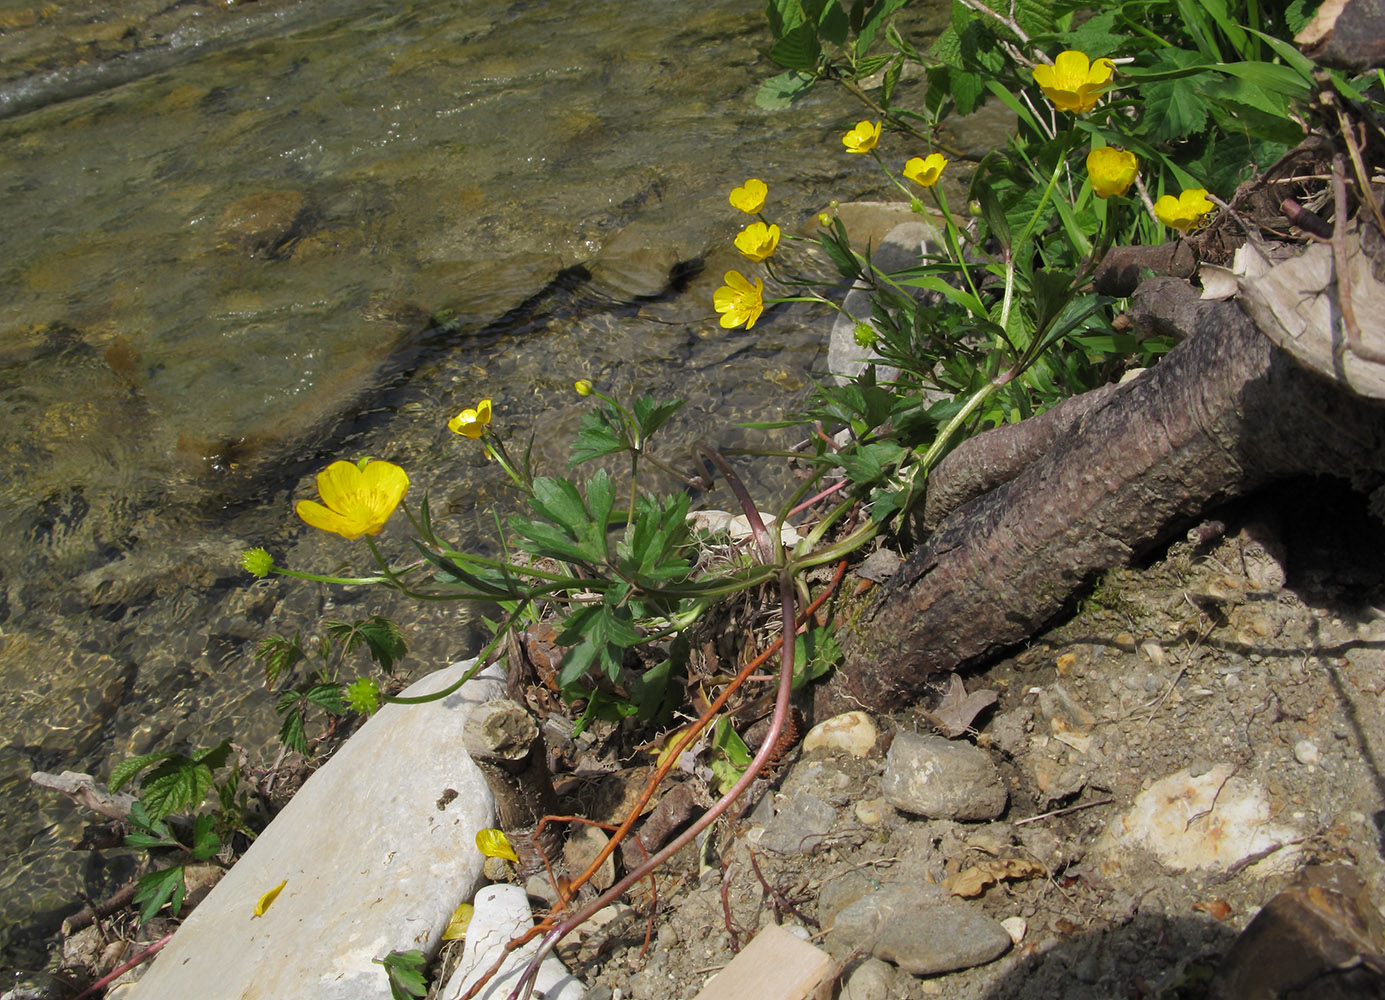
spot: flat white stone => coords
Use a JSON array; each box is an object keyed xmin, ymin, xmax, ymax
[
  {"xmin": 1102, "ymin": 764, "xmax": 1300, "ymax": 873},
  {"xmin": 441, "ymin": 883, "xmax": 585, "ymax": 999},
  {"xmin": 126, "ymin": 660, "xmax": 504, "ymax": 1000}
]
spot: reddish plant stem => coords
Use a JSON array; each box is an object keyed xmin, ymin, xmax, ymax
[{"xmin": 70, "ymin": 932, "xmax": 173, "ymax": 1000}]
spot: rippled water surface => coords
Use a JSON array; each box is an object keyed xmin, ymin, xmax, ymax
[{"xmin": 0, "ymin": 0, "xmax": 953, "ymax": 974}]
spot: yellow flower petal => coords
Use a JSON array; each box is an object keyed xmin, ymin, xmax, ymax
[
  {"xmin": 728, "ymin": 178, "xmax": 768, "ymax": 214},
  {"xmin": 1153, "ymin": 187, "xmax": 1215, "ymax": 233},
  {"xmin": 448, "ymin": 398, "xmax": 493, "ymax": 439},
  {"xmin": 296, "ymin": 460, "xmax": 409, "ymax": 539},
  {"xmin": 1033, "ymin": 50, "xmax": 1114, "ymax": 114},
  {"xmin": 733, "ymin": 222, "xmax": 780, "ymax": 262},
  {"xmin": 713, "ymin": 270, "xmax": 765, "ymax": 330},
  {"xmin": 476, "ymin": 828, "xmax": 519, "ymax": 863},
  {"xmin": 842, "ymin": 120, "xmax": 881, "ymax": 154},
  {"xmin": 903, "ymin": 153, "xmax": 948, "ymax": 188},
  {"xmin": 253, "ymin": 879, "xmax": 287, "ymax": 917},
  {"xmin": 442, "ymin": 902, "xmax": 474, "ymax": 941},
  {"xmin": 1086, "ymin": 147, "xmax": 1138, "ymax": 198}
]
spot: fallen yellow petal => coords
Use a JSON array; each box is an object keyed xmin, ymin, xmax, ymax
[
  {"xmin": 253, "ymin": 879, "xmax": 287, "ymax": 917},
  {"xmin": 442, "ymin": 902, "xmax": 474, "ymax": 941},
  {"xmin": 475, "ymin": 828, "xmax": 519, "ymax": 863}
]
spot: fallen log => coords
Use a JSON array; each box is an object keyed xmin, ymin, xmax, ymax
[{"xmin": 831, "ymin": 271, "xmax": 1385, "ymax": 712}]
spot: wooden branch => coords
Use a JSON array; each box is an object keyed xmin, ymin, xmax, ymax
[{"xmin": 463, "ymin": 699, "xmax": 562, "ymax": 873}]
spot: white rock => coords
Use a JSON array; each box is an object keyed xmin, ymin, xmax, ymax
[
  {"xmin": 1293, "ymin": 739, "xmax": 1321, "ymax": 766},
  {"xmin": 441, "ymin": 884, "xmax": 585, "ymax": 999},
  {"xmin": 128, "ymin": 660, "xmax": 504, "ymax": 1000},
  {"xmin": 688, "ymin": 509, "xmax": 802, "ymax": 548},
  {"xmin": 1000, "ymin": 916, "xmax": 1027, "ymax": 944},
  {"xmin": 1101, "ymin": 764, "xmax": 1300, "ymax": 873},
  {"xmin": 803, "ymin": 711, "xmax": 878, "ymax": 757}
]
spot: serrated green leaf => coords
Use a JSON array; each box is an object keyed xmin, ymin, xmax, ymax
[
  {"xmin": 817, "ymin": 0, "xmax": 849, "ymax": 46},
  {"xmin": 570, "ymin": 407, "xmax": 627, "ymax": 466},
  {"xmin": 756, "ymin": 70, "xmax": 818, "ymax": 109},
  {"xmin": 278, "ymin": 709, "xmax": 306, "ymax": 754},
  {"xmin": 190, "ymin": 812, "xmax": 221, "ymax": 859},
  {"xmin": 1142, "ymin": 74, "xmax": 1209, "ymax": 143},
  {"xmin": 769, "ymin": 23, "xmax": 822, "ymax": 72},
  {"xmin": 194, "ymin": 740, "xmax": 232, "ymax": 771},
  {"xmin": 306, "ymin": 683, "xmax": 347, "ymax": 714},
  {"xmin": 134, "ymin": 866, "xmax": 187, "ymax": 923},
  {"xmin": 358, "ymin": 616, "xmax": 407, "ymax": 672},
  {"xmin": 855, "ymin": 0, "xmax": 910, "ymax": 57},
  {"xmin": 140, "ymin": 757, "xmax": 214, "ymax": 821},
  {"xmin": 110, "ymin": 751, "xmax": 177, "ymax": 793},
  {"xmin": 256, "ymin": 635, "xmax": 304, "ymax": 687}
]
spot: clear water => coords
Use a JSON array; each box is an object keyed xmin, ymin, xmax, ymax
[{"xmin": 0, "ymin": 0, "xmax": 947, "ymax": 977}]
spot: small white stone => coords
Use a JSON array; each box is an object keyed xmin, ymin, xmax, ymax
[
  {"xmin": 1293, "ymin": 739, "xmax": 1321, "ymax": 766},
  {"xmin": 802, "ymin": 710, "xmax": 877, "ymax": 757},
  {"xmin": 854, "ymin": 797, "xmax": 888, "ymax": 825},
  {"xmin": 442, "ymin": 884, "xmax": 585, "ymax": 999},
  {"xmin": 1000, "ymin": 916, "xmax": 1027, "ymax": 944}
]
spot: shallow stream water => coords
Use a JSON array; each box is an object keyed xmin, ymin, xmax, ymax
[{"xmin": 0, "ymin": 0, "xmax": 959, "ymax": 975}]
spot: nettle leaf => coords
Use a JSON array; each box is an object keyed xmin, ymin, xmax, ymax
[
  {"xmin": 134, "ymin": 866, "xmax": 187, "ymax": 923},
  {"xmin": 278, "ymin": 708, "xmax": 307, "ymax": 754},
  {"xmin": 139, "ymin": 757, "xmax": 214, "ymax": 821},
  {"xmin": 110, "ymin": 751, "xmax": 178, "ymax": 793},
  {"xmin": 358, "ymin": 616, "xmax": 407, "ymax": 672},
  {"xmin": 1012, "ymin": 0, "xmax": 1054, "ymax": 39},
  {"xmin": 256, "ymin": 635, "xmax": 304, "ymax": 687},
  {"xmin": 769, "ymin": 23, "xmax": 822, "ymax": 72},
  {"xmin": 306, "ymin": 683, "xmax": 347, "ymax": 714},
  {"xmin": 855, "ymin": 0, "xmax": 910, "ymax": 57},
  {"xmin": 190, "ymin": 812, "xmax": 220, "ymax": 860},
  {"xmin": 757, "ymin": 70, "xmax": 817, "ymax": 109},
  {"xmin": 1137, "ymin": 53, "xmax": 1212, "ymax": 143},
  {"xmin": 1061, "ymin": 10, "xmax": 1126, "ymax": 59},
  {"xmin": 194, "ymin": 740, "xmax": 232, "ymax": 772}
]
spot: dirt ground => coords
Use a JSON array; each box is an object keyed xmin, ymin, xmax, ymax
[
  {"xmin": 37, "ymin": 480, "xmax": 1385, "ymax": 1000},
  {"xmin": 519, "ymin": 480, "xmax": 1385, "ymax": 1000}
]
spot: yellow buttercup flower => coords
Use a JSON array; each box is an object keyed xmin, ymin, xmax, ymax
[
  {"xmin": 842, "ymin": 120, "xmax": 881, "ymax": 154},
  {"xmin": 733, "ymin": 222, "xmax": 780, "ymax": 262},
  {"xmin": 476, "ymin": 828, "xmax": 519, "ymax": 863},
  {"xmin": 1153, "ymin": 188, "xmax": 1215, "ymax": 233},
  {"xmin": 713, "ymin": 270, "xmax": 765, "ymax": 330},
  {"xmin": 1086, "ymin": 147, "xmax": 1138, "ymax": 198},
  {"xmin": 1032, "ymin": 51, "xmax": 1115, "ymax": 114},
  {"xmin": 903, "ymin": 153, "xmax": 948, "ymax": 188},
  {"xmin": 448, "ymin": 398, "xmax": 492, "ymax": 439},
  {"xmin": 295, "ymin": 459, "xmax": 409, "ymax": 540},
  {"xmin": 574, "ymin": 379, "xmax": 593, "ymax": 396},
  {"xmin": 729, "ymin": 178, "xmax": 768, "ymax": 214}
]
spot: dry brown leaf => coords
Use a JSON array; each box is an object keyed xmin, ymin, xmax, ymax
[
  {"xmin": 925, "ymin": 674, "xmax": 999, "ymax": 739},
  {"xmin": 943, "ymin": 857, "xmax": 1048, "ymax": 897}
]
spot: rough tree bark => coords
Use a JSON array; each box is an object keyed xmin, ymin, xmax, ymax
[{"xmin": 832, "ymin": 276, "xmax": 1385, "ymax": 712}]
